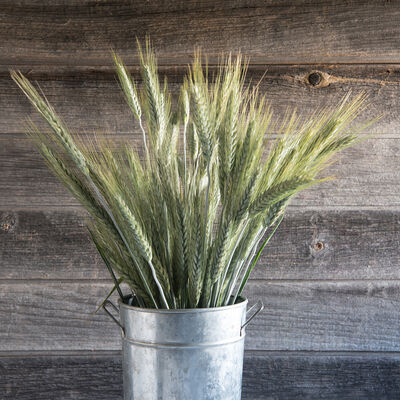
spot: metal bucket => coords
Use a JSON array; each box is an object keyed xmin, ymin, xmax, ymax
[{"xmin": 103, "ymin": 296, "xmax": 263, "ymax": 400}]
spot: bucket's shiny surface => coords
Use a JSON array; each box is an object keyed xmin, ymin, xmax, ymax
[{"xmin": 119, "ymin": 297, "xmax": 248, "ymax": 400}]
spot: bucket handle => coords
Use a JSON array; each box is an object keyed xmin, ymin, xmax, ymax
[
  {"xmin": 103, "ymin": 300, "xmax": 125, "ymax": 335},
  {"xmin": 241, "ymin": 300, "xmax": 264, "ymax": 334}
]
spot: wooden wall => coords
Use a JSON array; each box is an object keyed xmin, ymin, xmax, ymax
[{"xmin": 1, "ymin": 1, "xmax": 400, "ymax": 398}]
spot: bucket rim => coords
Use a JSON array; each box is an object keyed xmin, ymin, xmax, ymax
[{"xmin": 118, "ymin": 296, "xmax": 248, "ymax": 314}]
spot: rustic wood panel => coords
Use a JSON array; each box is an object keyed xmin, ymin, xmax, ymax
[
  {"xmin": 2, "ymin": 65, "xmax": 400, "ymax": 135},
  {"xmin": 1, "ymin": 1, "xmax": 400, "ymax": 66},
  {"xmin": 0, "ymin": 282, "xmax": 120, "ymax": 351},
  {"xmin": 0, "ymin": 353, "xmax": 123, "ymax": 400},
  {"xmin": 242, "ymin": 351, "xmax": 400, "ymax": 400},
  {"xmin": 3, "ymin": 281, "xmax": 400, "ymax": 351},
  {"xmin": 247, "ymin": 281, "xmax": 400, "ymax": 351},
  {"xmin": 1, "ymin": 209, "xmax": 400, "ymax": 280},
  {"xmin": 2, "ymin": 134, "xmax": 399, "ymax": 207},
  {"xmin": 247, "ymin": 209, "xmax": 400, "ymax": 280},
  {"xmin": 1, "ymin": 351, "xmax": 400, "ymax": 400},
  {"xmin": 0, "ymin": 209, "xmax": 103, "ymax": 280}
]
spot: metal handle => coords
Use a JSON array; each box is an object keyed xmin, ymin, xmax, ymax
[
  {"xmin": 103, "ymin": 300, "xmax": 125, "ymax": 335},
  {"xmin": 241, "ymin": 300, "xmax": 264, "ymax": 333}
]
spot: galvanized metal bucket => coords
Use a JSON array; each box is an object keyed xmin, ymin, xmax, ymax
[{"xmin": 103, "ymin": 296, "xmax": 263, "ymax": 400}]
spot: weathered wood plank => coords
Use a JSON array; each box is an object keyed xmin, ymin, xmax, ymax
[
  {"xmin": 2, "ymin": 65, "xmax": 400, "ymax": 135},
  {"xmin": 1, "ymin": 209, "xmax": 400, "ymax": 280},
  {"xmin": 1, "ymin": 1, "xmax": 400, "ymax": 65},
  {"xmin": 242, "ymin": 351, "xmax": 400, "ymax": 400},
  {"xmin": 246, "ymin": 281, "xmax": 400, "ymax": 351},
  {"xmin": 2, "ymin": 281, "xmax": 400, "ymax": 351},
  {"xmin": 0, "ymin": 282, "xmax": 120, "ymax": 351},
  {"xmin": 2, "ymin": 134, "xmax": 399, "ymax": 207},
  {"xmin": 1, "ymin": 351, "xmax": 400, "ymax": 400},
  {"xmin": 0, "ymin": 353, "xmax": 123, "ymax": 400},
  {"xmin": 0, "ymin": 210, "xmax": 103, "ymax": 280},
  {"xmin": 249, "ymin": 209, "xmax": 400, "ymax": 280}
]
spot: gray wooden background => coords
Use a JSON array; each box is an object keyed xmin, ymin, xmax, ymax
[{"xmin": 1, "ymin": 1, "xmax": 400, "ymax": 399}]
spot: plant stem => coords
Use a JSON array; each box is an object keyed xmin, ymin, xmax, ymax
[
  {"xmin": 88, "ymin": 227, "xmax": 124, "ymax": 301},
  {"xmin": 87, "ymin": 176, "xmax": 160, "ymax": 308},
  {"xmin": 215, "ymin": 219, "xmax": 249, "ymax": 306},
  {"xmin": 148, "ymin": 259, "xmax": 170, "ymax": 309},
  {"xmin": 139, "ymin": 118, "xmax": 149, "ymax": 159},
  {"xmin": 236, "ymin": 215, "xmax": 284, "ymax": 298}
]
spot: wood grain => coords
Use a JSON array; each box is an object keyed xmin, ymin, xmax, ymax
[
  {"xmin": 2, "ymin": 134, "xmax": 399, "ymax": 207},
  {"xmin": 3, "ymin": 281, "xmax": 400, "ymax": 351},
  {"xmin": 242, "ymin": 351, "xmax": 400, "ymax": 400},
  {"xmin": 2, "ymin": 64, "xmax": 400, "ymax": 135},
  {"xmin": 0, "ymin": 209, "xmax": 103, "ymax": 280},
  {"xmin": 252, "ymin": 209, "xmax": 400, "ymax": 280},
  {"xmin": 1, "ymin": 351, "xmax": 400, "ymax": 400},
  {"xmin": 1, "ymin": 1, "xmax": 400, "ymax": 66},
  {"xmin": 246, "ymin": 280, "xmax": 400, "ymax": 351},
  {"xmin": 0, "ymin": 353, "xmax": 123, "ymax": 400},
  {"xmin": 1, "ymin": 209, "xmax": 400, "ymax": 280}
]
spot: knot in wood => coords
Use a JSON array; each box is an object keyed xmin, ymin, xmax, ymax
[
  {"xmin": 313, "ymin": 241, "xmax": 324, "ymax": 251},
  {"xmin": 1, "ymin": 214, "xmax": 16, "ymax": 232},
  {"xmin": 308, "ymin": 72, "xmax": 322, "ymax": 86}
]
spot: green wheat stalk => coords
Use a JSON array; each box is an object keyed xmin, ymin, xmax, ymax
[{"xmin": 11, "ymin": 42, "xmax": 376, "ymax": 309}]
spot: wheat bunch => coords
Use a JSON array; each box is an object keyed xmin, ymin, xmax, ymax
[{"xmin": 11, "ymin": 40, "xmax": 376, "ymax": 309}]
